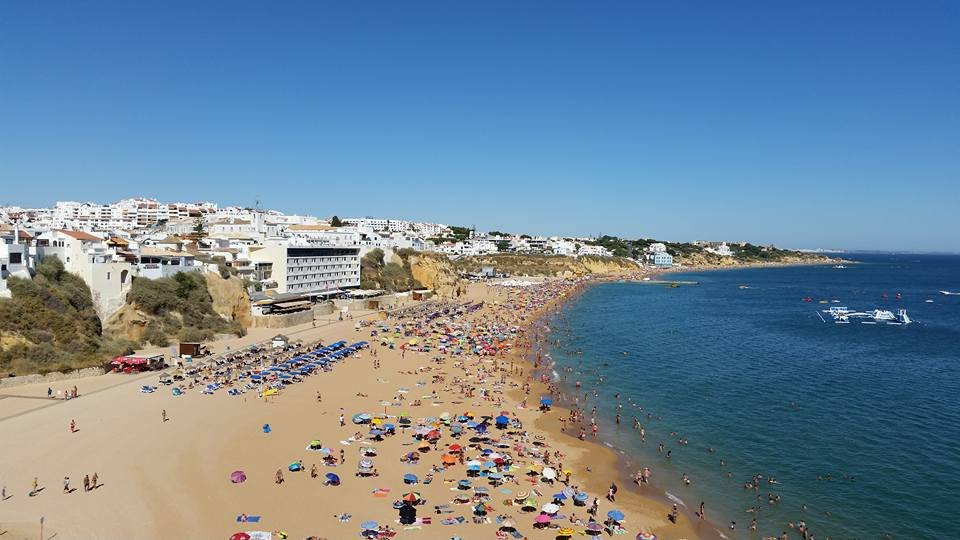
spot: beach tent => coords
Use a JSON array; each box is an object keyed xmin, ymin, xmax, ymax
[
  {"xmin": 607, "ymin": 510, "xmax": 625, "ymax": 521},
  {"xmin": 403, "ymin": 474, "xmax": 418, "ymax": 485}
]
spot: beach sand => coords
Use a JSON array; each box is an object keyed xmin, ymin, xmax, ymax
[{"xmin": 0, "ymin": 280, "xmax": 705, "ymax": 540}]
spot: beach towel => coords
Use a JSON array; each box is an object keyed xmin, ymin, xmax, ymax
[{"xmin": 236, "ymin": 515, "xmax": 262, "ymax": 523}]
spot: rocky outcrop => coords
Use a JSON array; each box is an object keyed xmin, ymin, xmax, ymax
[
  {"xmin": 204, "ymin": 271, "xmax": 253, "ymax": 329},
  {"xmin": 104, "ymin": 270, "xmax": 252, "ymax": 346},
  {"xmin": 103, "ymin": 304, "xmax": 151, "ymax": 343},
  {"xmin": 409, "ymin": 253, "xmax": 463, "ymax": 297}
]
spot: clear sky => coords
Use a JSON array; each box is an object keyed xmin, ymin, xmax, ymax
[{"xmin": 2, "ymin": 2, "xmax": 957, "ymax": 251}]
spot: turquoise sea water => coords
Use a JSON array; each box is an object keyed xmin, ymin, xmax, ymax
[{"xmin": 542, "ymin": 254, "xmax": 960, "ymax": 539}]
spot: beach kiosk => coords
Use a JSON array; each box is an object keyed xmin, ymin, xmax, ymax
[{"xmin": 109, "ymin": 354, "xmax": 166, "ymax": 373}]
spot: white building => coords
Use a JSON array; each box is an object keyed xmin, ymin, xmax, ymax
[
  {"xmin": 704, "ymin": 242, "xmax": 734, "ymax": 257},
  {"xmin": 34, "ymin": 230, "xmax": 136, "ymax": 317},
  {"xmin": 0, "ymin": 227, "xmax": 34, "ymax": 298},
  {"xmin": 576, "ymin": 244, "xmax": 613, "ymax": 257},
  {"xmin": 248, "ymin": 244, "xmax": 360, "ymax": 296}
]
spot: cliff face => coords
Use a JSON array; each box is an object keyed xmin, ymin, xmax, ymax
[
  {"xmin": 673, "ymin": 251, "xmax": 832, "ymax": 267},
  {"xmin": 409, "ymin": 253, "xmax": 463, "ymax": 297},
  {"xmin": 104, "ymin": 270, "xmax": 250, "ymax": 346},
  {"xmin": 103, "ymin": 304, "xmax": 150, "ymax": 343},
  {"xmin": 204, "ymin": 272, "xmax": 253, "ymax": 329},
  {"xmin": 454, "ymin": 254, "xmax": 638, "ymax": 278}
]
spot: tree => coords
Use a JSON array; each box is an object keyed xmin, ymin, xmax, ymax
[
  {"xmin": 192, "ymin": 216, "xmax": 207, "ymax": 238},
  {"xmin": 495, "ymin": 240, "xmax": 511, "ymax": 252},
  {"xmin": 330, "ymin": 216, "xmax": 344, "ymax": 227}
]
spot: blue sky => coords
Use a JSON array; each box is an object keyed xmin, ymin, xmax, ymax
[{"xmin": 2, "ymin": 1, "xmax": 957, "ymax": 251}]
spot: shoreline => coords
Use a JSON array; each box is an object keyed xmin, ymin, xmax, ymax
[{"xmin": 505, "ymin": 275, "xmax": 728, "ymax": 540}]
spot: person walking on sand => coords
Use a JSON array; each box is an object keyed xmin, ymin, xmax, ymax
[
  {"xmin": 30, "ymin": 477, "xmax": 38, "ymax": 496},
  {"xmin": 275, "ymin": 469, "xmax": 284, "ymax": 484},
  {"xmin": 63, "ymin": 476, "xmax": 70, "ymax": 493},
  {"xmin": 339, "ymin": 411, "xmax": 345, "ymax": 427},
  {"xmin": 699, "ymin": 501, "xmax": 706, "ymax": 520},
  {"xmin": 83, "ymin": 475, "xmax": 90, "ymax": 492},
  {"xmin": 91, "ymin": 472, "xmax": 98, "ymax": 489},
  {"xmin": 162, "ymin": 409, "xmax": 168, "ymax": 422}
]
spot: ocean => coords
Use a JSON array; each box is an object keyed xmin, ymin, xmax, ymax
[{"xmin": 541, "ymin": 254, "xmax": 960, "ymax": 539}]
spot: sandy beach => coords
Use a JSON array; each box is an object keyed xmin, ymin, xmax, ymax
[{"xmin": 0, "ymin": 278, "xmax": 708, "ymax": 540}]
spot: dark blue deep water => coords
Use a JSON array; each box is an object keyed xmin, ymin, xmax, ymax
[{"xmin": 544, "ymin": 254, "xmax": 960, "ymax": 539}]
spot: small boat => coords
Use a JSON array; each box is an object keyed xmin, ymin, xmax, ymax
[
  {"xmin": 803, "ymin": 297, "xmax": 813, "ymax": 302},
  {"xmin": 833, "ymin": 265, "xmax": 847, "ymax": 269},
  {"xmin": 738, "ymin": 284, "xmax": 750, "ymax": 289},
  {"xmin": 925, "ymin": 299, "xmax": 934, "ymax": 303},
  {"xmin": 895, "ymin": 293, "xmax": 902, "ymax": 300},
  {"xmin": 940, "ymin": 290, "xmax": 960, "ymax": 296}
]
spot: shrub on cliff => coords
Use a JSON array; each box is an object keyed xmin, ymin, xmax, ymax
[
  {"xmin": 0, "ymin": 257, "xmax": 130, "ymax": 374},
  {"xmin": 126, "ymin": 271, "xmax": 243, "ymax": 344}
]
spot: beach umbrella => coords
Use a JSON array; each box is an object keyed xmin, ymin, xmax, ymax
[
  {"xmin": 441, "ymin": 454, "xmax": 456, "ymax": 465},
  {"xmin": 552, "ymin": 492, "xmax": 568, "ymax": 501},
  {"xmin": 230, "ymin": 533, "xmax": 251, "ymax": 540},
  {"xmin": 574, "ymin": 492, "xmax": 589, "ymax": 502},
  {"xmin": 473, "ymin": 503, "xmax": 487, "ymax": 515},
  {"xmin": 585, "ymin": 522, "xmax": 604, "ymax": 535},
  {"xmin": 308, "ymin": 440, "xmax": 322, "ymax": 449},
  {"xmin": 325, "ymin": 472, "xmax": 340, "ymax": 485},
  {"xmin": 403, "ymin": 473, "xmax": 418, "ymax": 484},
  {"xmin": 542, "ymin": 503, "xmax": 560, "ymax": 514},
  {"xmin": 458, "ymin": 479, "xmax": 472, "ymax": 488},
  {"xmin": 361, "ymin": 520, "xmax": 378, "ymax": 531},
  {"xmin": 402, "ymin": 492, "xmax": 421, "ymax": 503},
  {"xmin": 558, "ymin": 528, "xmax": 576, "ymax": 538},
  {"xmin": 607, "ymin": 510, "xmax": 625, "ymax": 521},
  {"xmin": 359, "ymin": 459, "xmax": 373, "ymax": 469},
  {"xmin": 636, "ymin": 533, "xmax": 657, "ymax": 540},
  {"xmin": 449, "ymin": 444, "xmax": 463, "ymax": 453},
  {"xmin": 541, "ymin": 467, "xmax": 557, "ymax": 479},
  {"xmin": 230, "ymin": 470, "xmax": 246, "ymax": 483},
  {"xmin": 535, "ymin": 514, "xmax": 551, "ymax": 524},
  {"xmin": 495, "ymin": 415, "xmax": 509, "ymax": 426}
]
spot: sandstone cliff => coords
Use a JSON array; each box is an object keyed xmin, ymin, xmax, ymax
[
  {"xmin": 204, "ymin": 272, "xmax": 253, "ymax": 329},
  {"xmin": 454, "ymin": 254, "xmax": 638, "ymax": 278},
  {"xmin": 409, "ymin": 253, "xmax": 463, "ymax": 297},
  {"xmin": 104, "ymin": 270, "xmax": 250, "ymax": 347}
]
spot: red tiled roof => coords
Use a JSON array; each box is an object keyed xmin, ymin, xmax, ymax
[{"xmin": 55, "ymin": 229, "xmax": 103, "ymax": 242}]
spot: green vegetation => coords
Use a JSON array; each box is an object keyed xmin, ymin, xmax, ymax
[
  {"xmin": 453, "ymin": 253, "xmax": 635, "ymax": 277},
  {"xmin": 330, "ymin": 215, "xmax": 345, "ymax": 227},
  {"xmin": 360, "ymin": 248, "xmax": 424, "ymax": 292},
  {"xmin": 429, "ymin": 225, "xmax": 473, "ymax": 245},
  {"xmin": 0, "ymin": 257, "xmax": 134, "ymax": 375},
  {"xmin": 126, "ymin": 271, "xmax": 244, "ymax": 346},
  {"xmin": 584, "ymin": 235, "xmax": 631, "ymax": 257}
]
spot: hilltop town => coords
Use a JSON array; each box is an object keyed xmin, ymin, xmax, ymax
[{"xmin": 1, "ymin": 197, "xmax": 826, "ymax": 375}]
